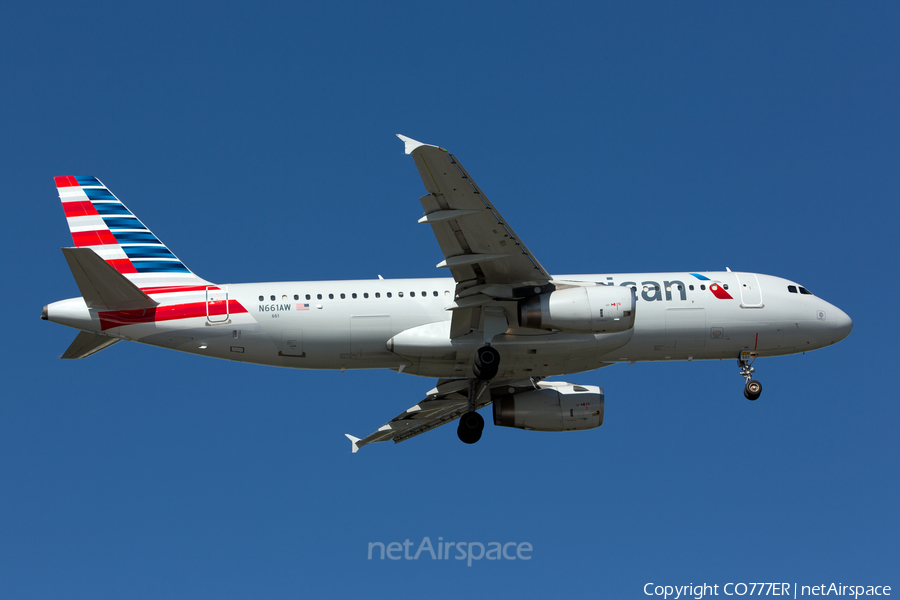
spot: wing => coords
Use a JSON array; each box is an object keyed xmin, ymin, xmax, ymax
[
  {"xmin": 345, "ymin": 378, "xmax": 536, "ymax": 453},
  {"xmin": 399, "ymin": 135, "xmax": 553, "ymax": 337},
  {"xmin": 400, "ymin": 135, "xmax": 551, "ymax": 287},
  {"xmin": 346, "ymin": 366, "xmax": 616, "ymax": 452}
]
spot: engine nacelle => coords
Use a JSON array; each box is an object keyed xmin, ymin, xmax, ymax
[
  {"xmin": 518, "ymin": 285, "xmax": 635, "ymax": 333},
  {"xmin": 493, "ymin": 383, "xmax": 604, "ymax": 432}
]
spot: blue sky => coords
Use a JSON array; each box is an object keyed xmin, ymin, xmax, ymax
[{"xmin": 2, "ymin": 2, "xmax": 898, "ymax": 598}]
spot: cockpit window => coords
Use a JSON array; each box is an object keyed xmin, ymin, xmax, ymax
[
  {"xmin": 788, "ymin": 285, "xmax": 798, "ymax": 293},
  {"xmin": 799, "ymin": 287, "xmax": 813, "ymax": 295}
]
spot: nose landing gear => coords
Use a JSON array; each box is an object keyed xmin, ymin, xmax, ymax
[{"xmin": 739, "ymin": 352, "xmax": 762, "ymax": 401}]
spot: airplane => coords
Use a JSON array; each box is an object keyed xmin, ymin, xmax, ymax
[{"xmin": 42, "ymin": 135, "xmax": 853, "ymax": 452}]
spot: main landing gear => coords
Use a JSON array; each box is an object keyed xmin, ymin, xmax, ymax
[
  {"xmin": 473, "ymin": 345, "xmax": 499, "ymax": 380},
  {"xmin": 457, "ymin": 345, "xmax": 500, "ymax": 444},
  {"xmin": 739, "ymin": 352, "xmax": 762, "ymax": 401},
  {"xmin": 457, "ymin": 410, "xmax": 484, "ymax": 444}
]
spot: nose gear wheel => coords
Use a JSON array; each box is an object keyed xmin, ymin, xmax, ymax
[
  {"xmin": 738, "ymin": 352, "xmax": 762, "ymax": 401},
  {"xmin": 744, "ymin": 380, "xmax": 762, "ymax": 401}
]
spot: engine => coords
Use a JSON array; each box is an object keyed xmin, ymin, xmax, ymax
[
  {"xmin": 493, "ymin": 383, "xmax": 604, "ymax": 432},
  {"xmin": 518, "ymin": 285, "xmax": 635, "ymax": 333}
]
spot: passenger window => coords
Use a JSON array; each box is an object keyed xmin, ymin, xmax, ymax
[
  {"xmin": 444, "ymin": 291, "xmax": 450, "ymax": 296},
  {"xmin": 387, "ymin": 292, "xmax": 392, "ymax": 298},
  {"xmin": 723, "ymin": 284, "xmax": 729, "ymax": 290},
  {"xmin": 689, "ymin": 285, "xmax": 694, "ymax": 291},
  {"xmin": 411, "ymin": 291, "xmax": 416, "ymax": 297},
  {"xmin": 282, "ymin": 295, "xmax": 287, "ymax": 300},
  {"xmin": 259, "ymin": 295, "xmax": 264, "ymax": 301},
  {"xmin": 364, "ymin": 293, "xmax": 369, "ymax": 298},
  {"xmin": 700, "ymin": 285, "xmax": 706, "ymax": 290},
  {"xmin": 306, "ymin": 294, "xmax": 311, "ymax": 300},
  {"xmin": 788, "ymin": 285, "xmax": 798, "ymax": 293},
  {"xmin": 433, "ymin": 291, "xmax": 438, "ymax": 296},
  {"xmin": 350, "ymin": 293, "xmax": 356, "ymax": 299},
  {"xmin": 375, "ymin": 292, "xmax": 381, "ymax": 298},
  {"xmin": 293, "ymin": 294, "xmax": 299, "ymax": 300},
  {"xmin": 328, "ymin": 294, "xmax": 334, "ymax": 299},
  {"xmin": 317, "ymin": 294, "xmax": 322, "ymax": 300},
  {"xmin": 340, "ymin": 293, "xmax": 346, "ymax": 299},
  {"xmin": 399, "ymin": 292, "xmax": 404, "ymax": 297},
  {"xmin": 422, "ymin": 291, "xmax": 427, "ymax": 297},
  {"xmin": 799, "ymin": 287, "xmax": 812, "ymax": 295},
  {"xmin": 270, "ymin": 295, "xmax": 275, "ymax": 301}
]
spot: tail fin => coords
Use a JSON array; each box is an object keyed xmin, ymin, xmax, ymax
[{"xmin": 54, "ymin": 176, "xmax": 209, "ymax": 290}]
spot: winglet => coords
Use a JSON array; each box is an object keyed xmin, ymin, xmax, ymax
[
  {"xmin": 396, "ymin": 134, "xmax": 440, "ymax": 155},
  {"xmin": 345, "ymin": 434, "xmax": 363, "ymax": 454}
]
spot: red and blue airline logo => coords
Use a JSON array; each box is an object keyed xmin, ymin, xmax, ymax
[{"xmin": 690, "ymin": 273, "xmax": 733, "ymax": 300}]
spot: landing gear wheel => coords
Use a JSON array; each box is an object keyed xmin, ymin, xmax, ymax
[
  {"xmin": 738, "ymin": 353, "xmax": 762, "ymax": 401},
  {"xmin": 744, "ymin": 380, "xmax": 762, "ymax": 401},
  {"xmin": 473, "ymin": 346, "xmax": 500, "ymax": 381},
  {"xmin": 457, "ymin": 411, "xmax": 484, "ymax": 444}
]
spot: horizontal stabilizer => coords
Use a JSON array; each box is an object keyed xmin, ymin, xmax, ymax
[
  {"xmin": 61, "ymin": 247, "xmax": 159, "ymax": 311},
  {"xmin": 61, "ymin": 331, "xmax": 120, "ymax": 359}
]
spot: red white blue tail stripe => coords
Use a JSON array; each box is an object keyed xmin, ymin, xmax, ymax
[{"xmin": 55, "ymin": 176, "xmax": 210, "ymax": 290}]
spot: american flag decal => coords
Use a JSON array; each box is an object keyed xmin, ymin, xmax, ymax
[{"xmin": 297, "ymin": 303, "xmax": 310, "ymax": 311}]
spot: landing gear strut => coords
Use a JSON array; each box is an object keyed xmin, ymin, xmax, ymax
[
  {"xmin": 457, "ymin": 346, "xmax": 500, "ymax": 444},
  {"xmin": 739, "ymin": 352, "xmax": 762, "ymax": 401}
]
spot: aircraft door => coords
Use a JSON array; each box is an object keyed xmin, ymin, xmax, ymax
[
  {"xmin": 736, "ymin": 273, "xmax": 763, "ymax": 308},
  {"xmin": 206, "ymin": 286, "xmax": 229, "ymax": 323}
]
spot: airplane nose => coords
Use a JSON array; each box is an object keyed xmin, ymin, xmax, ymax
[
  {"xmin": 820, "ymin": 303, "xmax": 852, "ymax": 346},
  {"xmin": 833, "ymin": 307, "xmax": 853, "ymax": 341}
]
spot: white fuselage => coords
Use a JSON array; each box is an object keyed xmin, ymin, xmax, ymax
[{"xmin": 46, "ymin": 271, "xmax": 853, "ymax": 380}]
